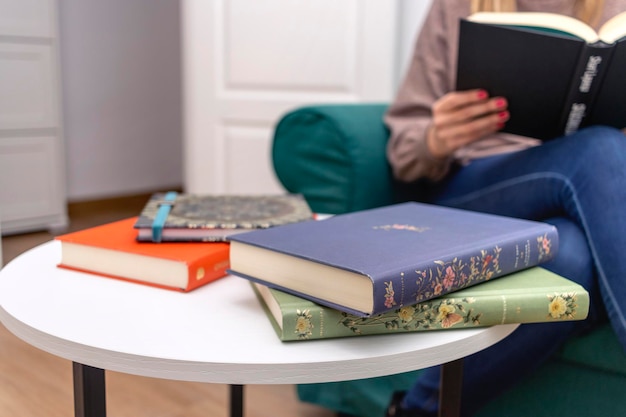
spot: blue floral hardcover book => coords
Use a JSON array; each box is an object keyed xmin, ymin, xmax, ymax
[{"xmin": 228, "ymin": 202, "xmax": 558, "ymax": 317}]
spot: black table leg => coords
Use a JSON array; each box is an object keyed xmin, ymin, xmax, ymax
[
  {"xmin": 438, "ymin": 359, "xmax": 464, "ymax": 417},
  {"xmin": 70, "ymin": 363, "xmax": 453, "ymax": 417},
  {"xmin": 230, "ymin": 384, "xmax": 244, "ymax": 417},
  {"xmin": 73, "ymin": 362, "xmax": 106, "ymax": 417}
]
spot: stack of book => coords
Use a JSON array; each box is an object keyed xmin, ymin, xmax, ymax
[
  {"xmin": 57, "ymin": 197, "xmax": 590, "ymax": 340},
  {"xmin": 55, "ymin": 193, "xmax": 314, "ymax": 292},
  {"xmin": 227, "ymin": 202, "xmax": 590, "ymax": 341}
]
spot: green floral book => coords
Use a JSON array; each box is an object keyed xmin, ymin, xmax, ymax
[{"xmin": 251, "ymin": 267, "xmax": 589, "ymax": 342}]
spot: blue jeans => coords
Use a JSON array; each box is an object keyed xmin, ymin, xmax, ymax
[{"xmin": 402, "ymin": 126, "xmax": 626, "ymax": 416}]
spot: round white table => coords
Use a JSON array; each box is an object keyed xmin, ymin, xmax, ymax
[{"xmin": 0, "ymin": 241, "xmax": 518, "ymax": 417}]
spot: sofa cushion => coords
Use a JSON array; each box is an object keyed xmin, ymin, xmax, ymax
[{"xmin": 272, "ymin": 104, "xmax": 394, "ymax": 214}]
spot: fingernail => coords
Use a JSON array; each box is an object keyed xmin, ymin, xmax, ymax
[
  {"xmin": 498, "ymin": 111, "xmax": 509, "ymax": 119},
  {"xmin": 496, "ymin": 98, "xmax": 507, "ymax": 108},
  {"xmin": 477, "ymin": 90, "xmax": 488, "ymax": 99}
]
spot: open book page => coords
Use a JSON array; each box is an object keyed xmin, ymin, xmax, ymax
[
  {"xmin": 469, "ymin": 11, "xmax": 626, "ymax": 44},
  {"xmin": 468, "ymin": 12, "xmax": 599, "ymax": 42},
  {"xmin": 598, "ymin": 11, "xmax": 626, "ymax": 43}
]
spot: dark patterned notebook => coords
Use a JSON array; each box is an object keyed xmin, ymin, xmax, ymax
[{"xmin": 134, "ymin": 193, "xmax": 314, "ymax": 242}]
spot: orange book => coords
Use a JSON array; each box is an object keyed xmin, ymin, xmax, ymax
[{"xmin": 55, "ymin": 217, "xmax": 230, "ymax": 292}]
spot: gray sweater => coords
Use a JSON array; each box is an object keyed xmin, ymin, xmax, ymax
[{"xmin": 385, "ymin": 0, "xmax": 626, "ymax": 182}]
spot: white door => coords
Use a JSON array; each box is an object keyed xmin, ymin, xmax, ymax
[{"xmin": 181, "ymin": 0, "xmax": 398, "ymax": 195}]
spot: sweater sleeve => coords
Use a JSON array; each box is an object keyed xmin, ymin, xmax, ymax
[{"xmin": 384, "ymin": 1, "xmax": 461, "ymax": 182}]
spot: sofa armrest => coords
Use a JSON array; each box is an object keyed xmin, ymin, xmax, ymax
[{"xmin": 272, "ymin": 104, "xmax": 394, "ymax": 214}]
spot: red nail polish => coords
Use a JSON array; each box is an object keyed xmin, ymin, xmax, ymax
[
  {"xmin": 498, "ymin": 111, "xmax": 509, "ymax": 119},
  {"xmin": 496, "ymin": 98, "xmax": 507, "ymax": 108},
  {"xmin": 477, "ymin": 90, "xmax": 488, "ymax": 99}
]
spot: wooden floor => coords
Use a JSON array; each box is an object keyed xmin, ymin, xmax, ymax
[{"xmin": 0, "ymin": 194, "xmax": 336, "ymax": 417}]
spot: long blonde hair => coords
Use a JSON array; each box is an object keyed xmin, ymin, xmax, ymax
[{"xmin": 470, "ymin": 0, "xmax": 604, "ymax": 26}]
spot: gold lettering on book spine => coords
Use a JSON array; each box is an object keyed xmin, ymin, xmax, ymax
[
  {"xmin": 579, "ymin": 55, "xmax": 602, "ymax": 93},
  {"xmin": 565, "ymin": 103, "xmax": 587, "ymax": 135}
]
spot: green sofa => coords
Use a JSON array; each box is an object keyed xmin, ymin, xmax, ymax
[{"xmin": 271, "ymin": 104, "xmax": 626, "ymax": 417}]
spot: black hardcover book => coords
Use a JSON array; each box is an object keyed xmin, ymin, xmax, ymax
[{"xmin": 456, "ymin": 12, "xmax": 626, "ymax": 140}]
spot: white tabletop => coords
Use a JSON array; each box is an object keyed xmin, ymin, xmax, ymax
[{"xmin": 0, "ymin": 241, "xmax": 517, "ymax": 385}]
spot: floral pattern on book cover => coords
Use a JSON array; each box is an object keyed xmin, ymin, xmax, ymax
[
  {"xmin": 335, "ymin": 291, "xmax": 581, "ymax": 336},
  {"xmin": 382, "ymin": 233, "xmax": 554, "ymax": 308},
  {"xmin": 410, "ymin": 246, "xmax": 503, "ymax": 304}
]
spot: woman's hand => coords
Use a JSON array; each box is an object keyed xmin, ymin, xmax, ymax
[{"xmin": 427, "ymin": 89, "xmax": 509, "ymax": 159}]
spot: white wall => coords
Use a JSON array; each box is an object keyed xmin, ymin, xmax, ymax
[
  {"xmin": 395, "ymin": 0, "xmax": 432, "ymax": 89},
  {"xmin": 59, "ymin": 0, "xmax": 182, "ymax": 201}
]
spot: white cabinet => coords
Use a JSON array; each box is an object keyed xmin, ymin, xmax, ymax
[{"xmin": 0, "ymin": 0, "xmax": 67, "ymax": 234}]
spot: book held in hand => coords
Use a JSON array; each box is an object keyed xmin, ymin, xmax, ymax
[
  {"xmin": 228, "ymin": 202, "xmax": 558, "ymax": 317},
  {"xmin": 134, "ymin": 192, "xmax": 314, "ymax": 242},
  {"xmin": 252, "ymin": 267, "xmax": 589, "ymax": 342},
  {"xmin": 456, "ymin": 11, "xmax": 626, "ymax": 140},
  {"xmin": 56, "ymin": 217, "xmax": 230, "ymax": 292}
]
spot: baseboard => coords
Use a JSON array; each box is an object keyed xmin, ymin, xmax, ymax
[{"xmin": 68, "ymin": 188, "xmax": 183, "ymax": 218}]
